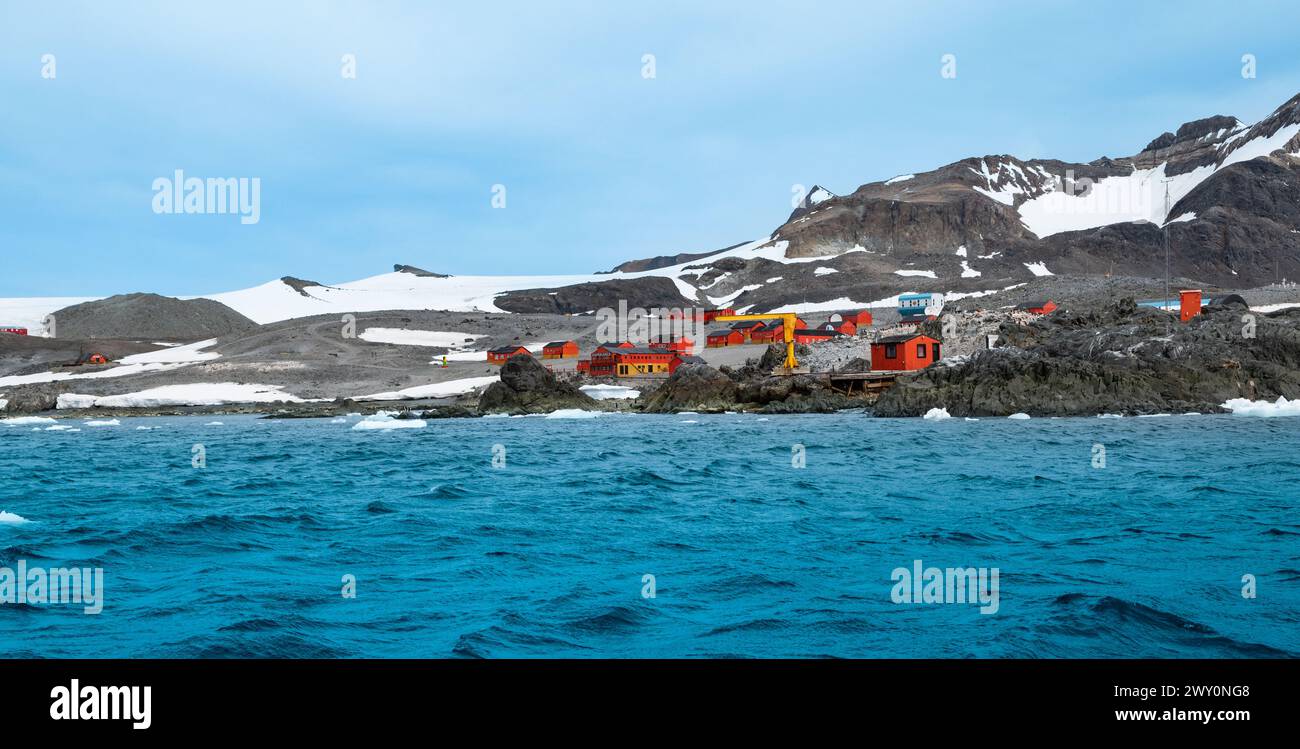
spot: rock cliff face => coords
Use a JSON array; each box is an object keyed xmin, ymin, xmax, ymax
[
  {"xmin": 477, "ymin": 354, "xmax": 597, "ymax": 413},
  {"xmin": 872, "ymin": 300, "xmax": 1300, "ymax": 417},
  {"xmin": 492, "ymin": 277, "xmax": 689, "ymax": 314}
]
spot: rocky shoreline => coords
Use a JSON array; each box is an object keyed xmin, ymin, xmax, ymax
[{"xmin": 6, "ymin": 298, "xmax": 1300, "ymax": 421}]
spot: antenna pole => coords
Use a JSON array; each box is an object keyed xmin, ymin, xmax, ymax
[{"xmin": 1163, "ymin": 180, "xmax": 1170, "ymax": 307}]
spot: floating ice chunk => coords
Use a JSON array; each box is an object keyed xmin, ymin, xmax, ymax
[
  {"xmin": 579, "ymin": 384, "xmax": 640, "ymax": 400},
  {"xmin": 352, "ymin": 413, "xmax": 427, "ymax": 430},
  {"xmin": 1, "ymin": 416, "xmax": 57, "ymax": 426},
  {"xmin": 0, "ymin": 511, "xmax": 29, "ymax": 524},
  {"xmin": 1223, "ymin": 396, "xmax": 1300, "ymax": 417},
  {"xmin": 922, "ymin": 407, "xmax": 951, "ymax": 420},
  {"xmin": 543, "ymin": 409, "xmax": 602, "ymax": 419},
  {"xmin": 1008, "ymin": 413, "xmax": 1031, "ymax": 419}
]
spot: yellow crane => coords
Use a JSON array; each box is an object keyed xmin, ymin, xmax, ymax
[{"xmin": 714, "ymin": 313, "xmax": 802, "ymax": 372}]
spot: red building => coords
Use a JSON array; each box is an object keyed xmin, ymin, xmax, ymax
[
  {"xmin": 821, "ymin": 319, "xmax": 857, "ymax": 336},
  {"xmin": 668, "ymin": 354, "xmax": 706, "ymax": 373},
  {"xmin": 610, "ymin": 346, "xmax": 676, "ymax": 377},
  {"xmin": 649, "ymin": 336, "xmax": 695, "ymax": 354},
  {"xmin": 487, "ymin": 345, "xmax": 531, "ymax": 365},
  {"xmin": 587, "ymin": 342, "xmax": 635, "ymax": 376},
  {"xmin": 706, "ymin": 329, "xmax": 744, "ymax": 347},
  {"xmin": 751, "ymin": 318, "xmax": 808, "ymax": 344},
  {"xmin": 840, "ymin": 310, "xmax": 873, "ymax": 327},
  {"xmin": 703, "ymin": 308, "xmax": 735, "ymax": 323},
  {"xmin": 1179, "ymin": 290, "xmax": 1202, "ymax": 322},
  {"xmin": 871, "ymin": 334, "xmax": 941, "ymax": 371},
  {"xmin": 541, "ymin": 341, "xmax": 579, "ymax": 359},
  {"xmin": 729, "ymin": 320, "xmax": 766, "ymax": 342},
  {"xmin": 0, "ymin": 326, "xmax": 28, "ymax": 336},
  {"xmin": 1015, "ymin": 300, "xmax": 1058, "ymax": 315},
  {"xmin": 793, "ymin": 328, "xmax": 842, "ymax": 344}
]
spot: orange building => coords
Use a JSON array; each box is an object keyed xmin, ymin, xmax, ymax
[
  {"xmin": 841, "ymin": 310, "xmax": 873, "ymax": 327},
  {"xmin": 822, "ymin": 319, "xmax": 857, "ymax": 336},
  {"xmin": 650, "ymin": 336, "xmax": 694, "ymax": 354},
  {"xmin": 703, "ymin": 307, "xmax": 735, "ymax": 323},
  {"xmin": 1180, "ymin": 290, "xmax": 1202, "ymax": 322},
  {"xmin": 793, "ymin": 328, "xmax": 842, "ymax": 344},
  {"xmin": 611, "ymin": 347, "xmax": 676, "ymax": 377},
  {"xmin": 871, "ymin": 334, "xmax": 941, "ymax": 372},
  {"xmin": 542, "ymin": 341, "xmax": 579, "ymax": 359},
  {"xmin": 587, "ymin": 342, "xmax": 635, "ymax": 376},
  {"xmin": 487, "ymin": 345, "xmax": 531, "ymax": 365},
  {"xmin": 1016, "ymin": 300, "xmax": 1058, "ymax": 315},
  {"xmin": 706, "ymin": 329, "xmax": 744, "ymax": 347}
]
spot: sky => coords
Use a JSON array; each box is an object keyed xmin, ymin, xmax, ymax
[{"xmin": 2, "ymin": 0, "xmax": 1298, "ymax": 297}]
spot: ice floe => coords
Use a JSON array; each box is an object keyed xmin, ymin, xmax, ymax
[
  {"xmin": 352, "ymin": 413, "xmax": 427, "ymax": 430},
  {"xmin": 579, "ymin": 384, "xmax": 640, "ymax": 400},
  {"xmin": 1222, "ymin": 396, "xmax": 1300, "ymax": 417}
]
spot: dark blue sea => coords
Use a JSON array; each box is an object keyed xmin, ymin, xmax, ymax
[{"xmin": 1, "ymin": 412, "xmax": 1297, "ymax": 658}]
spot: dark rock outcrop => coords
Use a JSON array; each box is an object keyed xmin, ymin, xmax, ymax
[
  {"xmin": 394, "ymin": 264, "xmax": 450, "ymax": 277},
  {"xmin": 0, "ymin": 383, "xmax": 67, "ymax": 414},
  {"xmin": 477, "ymin": 354, "xmax": 597, "ymax": 413},
  {"xmin": 639, "ymin": 363, "xmax": 739, "ymax": 412},
  {"xmin": 47, "ymin": 293, "xmax": 258, "ymax": 341},
  {"xmin": 873, "ymin": 300, "xmax": 1300, "ymax": 416},
  {"xmin": 280, "ymin": 277, "xmax": 325, "ymax": 297},
  {"xmin": 493, "ymin": 276, "xmax": 692, "ymax": 313}
]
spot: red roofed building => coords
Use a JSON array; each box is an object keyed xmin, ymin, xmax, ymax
[
  {"xmin": 703, "ymin": 308, "xmax": 735, "ymax": 323},
  {"xmin": 871, "ymin": 333, "xmax": 941, "ymax": 372},
  {"xmin": 541, "ymin": 341, "xmax": 579, "ymax": 359},
  {"xmin": 587, "ymin": 342, "xmax": 635, "ymax": 376},
  {"xmin": 487, "ymin": 345, "xmax": 531, "ymax": 365},
  {"xmin": 706, "ymin": 329, "xmax": 744, "ymax": 347},
  {"xmin": 649, "ymin": 336, "xmax": 695, "ymax": 354},
  {"xmin": 841, "ymin": 310, "xmax": 873, "ymax": 327}
]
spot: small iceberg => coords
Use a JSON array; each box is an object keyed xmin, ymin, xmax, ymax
[
  {"xmin": 352, "ymin": 413, "xmax": 427, "ymax": 430},
  {"xmin": 44, "ymin": 424, "xmax": 80, "ymax": 431},
  {"xmin": 1223, "ymin": 396, "xmax": 1300, "ymax": 417},
  {"xmin": 544, "ymin": 409, "xmax": 602, "ymax": 419},
  {"xmin": 0, "ymin": 510, "xmax": 30, "ymax": 524},
  {"xmin": 1008, "ymin": 413, "xmax": 1031, "ymax": 420},
  {"xmin": 579, "ymin": 384, "xmax": 640, "ymax": 400},
  {"xmin": 85, "ymin": 419, "xmax": 121, "ymax": 427},
  {"xmin": 922, "ymin": 407, "xmax": 951, "ymax": 420},
  {"xmin": 2, "ymin": 416, "xmax": 57, "ymax": 426}
]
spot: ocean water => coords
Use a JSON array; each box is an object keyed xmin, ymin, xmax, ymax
[{"xmin": 1, "ymin": 411, "xmax": 1297, "ymax": 658}]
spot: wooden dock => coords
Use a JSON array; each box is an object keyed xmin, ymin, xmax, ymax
[{"xmin": 823, "ymin": 371, "xmax": 899, "ymax": 395}]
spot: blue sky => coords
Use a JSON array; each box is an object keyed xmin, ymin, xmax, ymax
[{"xmin": 2, "ymin": 0, "xmax": 1298, "ymax": 296}]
